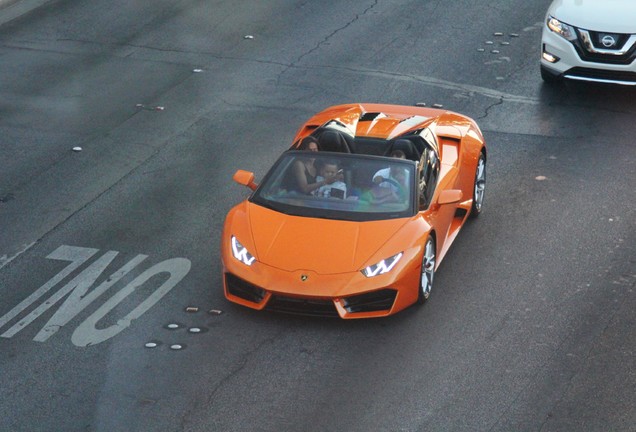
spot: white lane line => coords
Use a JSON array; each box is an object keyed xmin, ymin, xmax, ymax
[
  {"xmin": 0, "ymin": 242, "xmax": 36, "ymax": 271},
  {"xmin": 318, "ymin": 65, "xmax": 540, "ymax": 105}
]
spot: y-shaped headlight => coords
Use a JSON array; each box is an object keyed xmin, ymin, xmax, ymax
[
  {"xmin": 231, "ymin": 236, "xmax": 256, "ymax": 266},
  {"xmin": 362, "ymin": 252, "xmax": 403, "ymax": 277}
]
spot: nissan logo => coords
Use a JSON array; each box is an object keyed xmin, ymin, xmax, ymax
[{"xmin": 601, "ymin": 35, "xmax": 616, "ymax": 48}]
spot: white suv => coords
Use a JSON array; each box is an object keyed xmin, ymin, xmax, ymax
[{"xmin": 540, "ymin": 0, "xmax": 636, "ymax": 85}]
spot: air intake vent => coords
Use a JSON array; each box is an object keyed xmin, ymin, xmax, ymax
[
  {"xmin": 342, "ymin": 289, "xmax": 397, "ymax": 313},
  {"xmin": 360, "ymin": 112, "xmax": 385, "ymax": 121},
  {"xmin": 225, "ymin": 273, "xmax": 266, "ymax": 304},
  {"xmin": 266, "ymin": 295, "xmax": 339, "ymax": 317}
]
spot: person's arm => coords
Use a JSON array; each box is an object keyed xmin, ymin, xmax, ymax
[{"xmin": 293, "ymin": 162, "xmax": 328, "ymax": 194}]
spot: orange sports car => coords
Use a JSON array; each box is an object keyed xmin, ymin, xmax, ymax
[{"xmin": 221, "ymin": 103, "xmax": 486, "ymax": 318}]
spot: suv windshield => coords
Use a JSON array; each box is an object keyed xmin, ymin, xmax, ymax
[{"xmin": 250, "ymin": 151, "xmax": 416, "ymax": 221}]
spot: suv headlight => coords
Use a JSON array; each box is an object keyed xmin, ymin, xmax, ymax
[
  {"xmin": 231, "ymin": 236, "xmax": 256, "ymax": 266},
  {"xmin": 547, "ymin": 16, "xmax": 577, "ymax": 41},
  {"xmin": 362, "ymin": 252, "xmax": 403, "ymax": 277}
]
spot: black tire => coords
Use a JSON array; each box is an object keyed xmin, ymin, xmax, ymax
[
  {"xmin": 417, "ymin": 236, "xmax": 436, "ymax": 305},
  {"xmin": 540, "ymin": 65, "xmax": 561, "ymax": 85},
  {"xmin": 469, "ymin": 152, "xmax": 486, "ymax": 218}
]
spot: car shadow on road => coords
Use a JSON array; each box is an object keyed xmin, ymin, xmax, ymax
[{"xmin": 538, "ymin": 79, "xmax": 636, "ymax": 113}]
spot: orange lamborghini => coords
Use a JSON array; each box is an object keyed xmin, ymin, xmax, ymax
[{"xmin": 221, "ymin": 103, "xmax": 486, "ymax": 318}]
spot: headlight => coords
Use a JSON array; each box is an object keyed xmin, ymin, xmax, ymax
[
  {"xmin": 231, "ymin": 236, "xmax": 256, "ymax": 266},
  {"xmin": 547, "ymin": 16, "xmax": 577, "ymax": 41},
  {"xmin": 362, "ymin": 252, "xmax": 403, "ymax": 277}
]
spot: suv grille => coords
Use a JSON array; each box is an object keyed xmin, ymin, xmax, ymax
[{"xmin": 573, "ymin": 30, "xmax": 636, "ymax": 65}]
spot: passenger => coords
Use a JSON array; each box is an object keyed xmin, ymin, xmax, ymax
[
  {"xmin": 297, "ymin": 135, "xmax": 320, "ymax": 152},
  {"xmin": 285, "ymin": 136, "xmax": 331, "ymax": 194},
  {"xmin": 314, "ymin": 160, "xmax": 347, "ymax": 199}
]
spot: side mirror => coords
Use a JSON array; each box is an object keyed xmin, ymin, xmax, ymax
[
  {"xmin": 233, "ymin": 170, "xmax": 258, "ymax": 191},
  {"xmin": 437, "ymin": 189, "xmax": 462, "ymax": 205}
]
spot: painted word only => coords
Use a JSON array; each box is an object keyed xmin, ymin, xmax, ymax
[{"xmin": 0, "ymin": 245, "xmax": 191, "ymax": 346}]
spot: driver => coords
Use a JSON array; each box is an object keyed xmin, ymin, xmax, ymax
[{"xmin": 372, "ymin": 149, "xmax": 409, "ymax": 192}]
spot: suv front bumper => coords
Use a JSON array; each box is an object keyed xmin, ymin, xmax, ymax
[{"xmin": 541, "ymin": 27, "xmax": 636, "ymax": 85}]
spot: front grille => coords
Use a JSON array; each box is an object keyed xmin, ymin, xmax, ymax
[
  {"xmin": 266, "ymin": 295, "xmax": 340, "ymax": 317},
  {"xmin": 588, "ymin": 31, "xmax": 631, "ymax": 51},
  {"xmin": 576, "ymin": 46, "xmax": 636, "ymax": 65},
  {"xmin": 573, "ymin": 30, "xmax": 636, "ymax": 65},
  {"xmin": 225, "ymin": 273, "xmax": 266, "ymax": 304},
  {"xmin": 342, "ymin": 289, "xmax": 397, "ymax": 313},
  {"xmin": 565, "ymin": 67, "xmax": 636, "ymax": 84}
]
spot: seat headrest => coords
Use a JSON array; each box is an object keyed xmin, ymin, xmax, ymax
[{"xmin": 318, "ymin": 130, "xmax": 351, "ymax": 153}]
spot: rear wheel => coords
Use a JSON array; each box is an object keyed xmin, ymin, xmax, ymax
[
  {"xmin": 417, "ymin": 236, "xmax": 436, "ymax": 305},
  {"xmin": 469, "ymin": 152, "xmax": 486, "ymax": 218}
]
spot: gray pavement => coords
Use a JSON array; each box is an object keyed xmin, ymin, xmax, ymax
[{"xmin": 0, "ymin": 0, "xmax": 48, "ymax": 25}]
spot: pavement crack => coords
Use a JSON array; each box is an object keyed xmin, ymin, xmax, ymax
[
  {"xmin": 1, "ymin": 38, "xmax": 292, "ymax": 69},
  {"xmin": 478, "ymin": 97, "xmax": 504, "ymax": 120},
  {"xmin": 277, "ymin": 0, "xmax": 378, "ymax": 83},
  {"xmin": 294, "ymin": 0, "xmax": 378, "ymax": 65},
  {"xmin": 178, "ymin": 329, "xmax": 286, "ymax": 431}
]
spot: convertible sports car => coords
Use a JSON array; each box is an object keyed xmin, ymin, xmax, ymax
[{"xmin": 221, "ymin": 103, "xmax": 486, "ymax": 318}]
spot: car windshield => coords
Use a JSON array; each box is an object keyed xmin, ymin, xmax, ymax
[{"xmin": 250, "ymin": 151, "xmax": 416, "ymax": 221}]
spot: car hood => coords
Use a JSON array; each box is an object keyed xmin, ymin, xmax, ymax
[
  {"xmin": 246, "ymin": 203, "xmax": 410, "ymax": 274},
  {"xmin": 548, "ymin": 0, "xmax": 636, "ymax": 34}
]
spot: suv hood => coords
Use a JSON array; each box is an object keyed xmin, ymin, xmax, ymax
[{"xmin": 548, "ymin": 0, "xmax": 636, "ymax": 34}]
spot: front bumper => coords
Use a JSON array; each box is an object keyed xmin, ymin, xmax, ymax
[
  {"xmin": 222, "ymin": 253, "xmax": 421, "ymax": 319},
  {"xmin": 225, "ymin": 272, "xmax": 399, "ymax": 318},
  {"xmin": 541, "ymin": 27, "xmax": 636, "ymax": 85}
]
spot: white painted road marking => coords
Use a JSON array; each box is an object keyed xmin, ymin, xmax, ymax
[
  {"xmin": 0, "ymin": 245, "xmax": 98, "ymax": 330},
  {"xmin": 33, "ymin": 252, "xmax": 149, "ymax": 342},
  {"xmin": 0, "ymin": 245, "xmax": 191, "ymax": 346},
  {"xmin": 72, "ymin": 257, "xmax": 191, "ymax": 347}
]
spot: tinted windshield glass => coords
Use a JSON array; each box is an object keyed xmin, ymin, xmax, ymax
[{"xmin": 250, "ymin": 151, "xmax": 416, "ymax": 221}]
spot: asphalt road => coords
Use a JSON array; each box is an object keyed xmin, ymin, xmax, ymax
[{"xmin": 1, "ymin": 1, "xmax": 635, "ymax": 431}]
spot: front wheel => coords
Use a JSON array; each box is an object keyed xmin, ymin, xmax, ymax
[
  {"xmin": 469, "ymin": 152, "xmax": 486, "ymax": 218},
  {"xmin": 417, "ymin": 236, "xmax": 436, "ymax": 305},
  {"xmin": 540, "ymin": 65, "xmax": 561, "ymax": 85}
]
